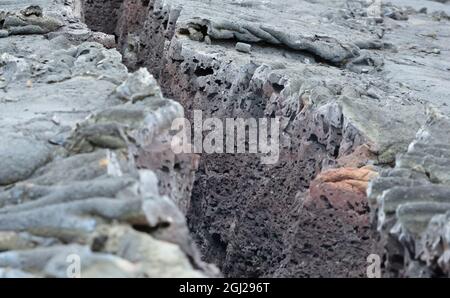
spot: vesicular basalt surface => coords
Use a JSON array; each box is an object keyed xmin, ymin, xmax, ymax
[
  {"xmin": 0, "ymin": 0, "xmax": 217, "ymax": 277},
  {"xmin": 83, "ymin": 0, "xmax": 450, "ymax": 277},
  {"xmin": 1, "ymin": 0, "xmax": 450, "ymax": 278}
]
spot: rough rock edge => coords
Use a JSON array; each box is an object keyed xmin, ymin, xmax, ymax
[
  {"xmin": 81, "ymin": 0, "xmax": 450, "ymax": 277},
  {"xmin": 368, "ymin": 109, "xmax": 450, "ymax": 277},
  {"xmin": 0, "ymin": 2, "xmax": 218, "ymax": 278},
  {"xmin": 104, "ymin": 0, "xmax": 381, "ymax": 277}
]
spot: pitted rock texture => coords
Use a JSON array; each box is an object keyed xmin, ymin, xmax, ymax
[
  {"xmin": 80, "ymin": 0, "xmax": 450, "ymax": 277},
  {"xmin": 368, "ymin": 110, "xmax": 450, "ymax": 277},
  {"xmin": 80, "ymin": 0, "xmax": 124, "ymax": 35},
  {"xmin": 0, "ymin": 1, "xmax": 216, "ymax": 278},
  {"xmin": 307, "ymin": 167, "xmax": 379, "ymax": 227},
  {"xmin": 260, "ymin": 166, "xmax": 380, "ymax": 278},
  {"xmin": 2, "ymin": 0, "xmax": 450, "ymax": 278}
]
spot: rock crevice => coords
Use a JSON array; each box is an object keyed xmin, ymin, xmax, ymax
[
  {"xmin": 0, "ymin": 1, "xmax": 216, "ymax": 278},
  {"xmin": 1, "ymin": 0, "xmax": 450, "ymax": 278}
]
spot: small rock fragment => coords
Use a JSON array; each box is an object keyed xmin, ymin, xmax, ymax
[
  {"xmin": 89, "ymin": 32, "xmax": 116, "ymax": 49},
  {"xmin": 432, "ymin": 48, "xmax": 441, "ymax": 55},
  {"xmin": 187, "ymin": 27, "xmax": 204, "ymax": 42},
  {"xmin": 115, "ymin": 68, "xmax": 161, "ymax": 102},
  {"xmin": 235, "ymin": 42, "xmax": 252, "ymax": 53},
  {"xmin": 204, "ymin": 35, "xmax": 212, "ymax": 45},
  {"xmin": 0, "ymin": 30, "xmax": 9, "ymax": 38}
]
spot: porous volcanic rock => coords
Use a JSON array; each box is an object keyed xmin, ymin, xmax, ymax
[
  {"xmin": 2, "ymin": 0, "xmax": 450, "ymax": 278},
  {"xmin": 0, "ymin": 1, "xmax": 217, "ymax": 278},
  {"xmin": 77, "ymin": 0, "xmax": 450, "ymax": 277},
  {"xmin": 269, "ymin": 167, "xmax": 379, "ymax": 278}
]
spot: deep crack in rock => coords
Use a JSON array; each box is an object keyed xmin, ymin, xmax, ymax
[{"xmin": 1, "ymin": 0, "xmax": 450, "ymax": 278}]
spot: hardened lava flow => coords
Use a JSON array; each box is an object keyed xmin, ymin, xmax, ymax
[
  {"xmin": 1, "ymin": 0, "xmax": 450, "ymax": 278},
  {"xmin": 79, "ymin": 0, "xmax": 450, "ymax": 278}
]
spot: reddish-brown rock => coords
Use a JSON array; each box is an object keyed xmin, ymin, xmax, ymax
[{"xmin": 305, "ymin": 167, "xmax": 378, "ymax": 226}]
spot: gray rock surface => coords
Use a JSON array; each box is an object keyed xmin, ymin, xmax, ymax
[
  {"xmin": 1, "ymin": 0, "xmax": 450, "ymax": 278},
  {"xmin": 91, "ymin": 0, "xmax": 449, "ymax": 277},
  {"xmin": 0, "ymin": 136, "xmax": 52, "ymax": 185},
  {"xmin": 0, "ymin": 1, "xmax": 216, "ymax": 278},
  {"xmin": 368, "ymin": 109, "xmax": 450, "ymax": 277}
]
